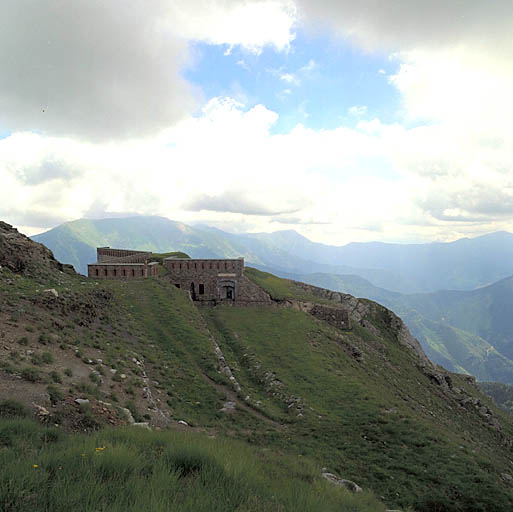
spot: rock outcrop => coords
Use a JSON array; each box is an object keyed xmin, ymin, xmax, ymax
[{"xmin": 0, "ymin": 221, "xmax": 74, "ymax": 278}]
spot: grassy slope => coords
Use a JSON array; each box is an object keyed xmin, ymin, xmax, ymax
[
  {"xmin": 2, "ymin": 262, "xmax": 513, "ymax": 510},
  {"xmin": 286, "ymin": 269, "xmax": 513, "ymax": 384},
  {"xmin": 0, "ymin": 416, "xmax": 381, "ymax": 512},
  {"xmin": 202, "ymin": 305, "xmax": 513, "ymax": 511}
]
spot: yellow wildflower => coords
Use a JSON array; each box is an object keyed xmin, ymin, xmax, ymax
[{"xmin": 33, "ymin": 464, "xmax": 38, "ymax": 468}]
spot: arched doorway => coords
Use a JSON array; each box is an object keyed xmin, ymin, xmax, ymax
[
  {"xmin": 218, "ymin": 280, "xmax": 236, "ymax": 300},
  {"xmin": 190, "ymin": 282, "xmax": 196, "ymax": 301}
]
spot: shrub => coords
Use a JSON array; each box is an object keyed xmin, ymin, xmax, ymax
[
  {"xmin": 124, "ymin": 400, "xmax": 144, "ymax": 423},
  {"xmin": 21, "ymin": 367, "xmax": 40, "ymax": 382},
  {"xmin": 18, "ymin": 336, "xmax": 29, "ymax": 346},
  {"xmin": 64, "ymin": 368, "xmax": 73, "ymax": 377},
  {"xmin": 41, "ymin": 352, "xmax": 54, "ymax": 364},
  {"xmin": 0, "ymin": 399, "xmax": 29, "ymax": 418},
  {"xmin": 49, "ymin": 370, "xmax": 62, "ymax": 383},
  {"xmin": 47, "ymin": 385, "xmax": 64, "ymax": 404},
  {"xmin": 38, "ymin": 333, "xmax": 50, "ymax": 345}
]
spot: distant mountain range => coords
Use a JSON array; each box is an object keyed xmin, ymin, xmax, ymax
[{"xmin": 32, "ymin": 216, "xmax": 513, "ymax": 383}]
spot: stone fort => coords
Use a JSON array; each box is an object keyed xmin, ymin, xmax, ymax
[{"xmin": 88, "ymin": 247, "xmax": 270, "ymax": 305}]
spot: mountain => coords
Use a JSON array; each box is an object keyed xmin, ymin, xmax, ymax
[
  {"xmin": 34, "ymin": 217, "xmax": 513, "ymax": 293},
  {"xmin": 32, "ymin": 216, "xmax": 513, "ymax": 384},
  {"xmin": 249, "ymin": 229, "xmax": 513, "ymax": 292},
  {"xmin": 32, "ymin": 217, "xmax": 409, "ymax": 289},
  {"xmin": 3, "ymin": 220, "xmax": 513, "ymax": 511}
]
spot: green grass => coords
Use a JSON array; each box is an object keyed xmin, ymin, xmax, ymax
[
  {"xmin": 245, "ymin": 267, "xmax": 331, "ymax": 302},
  {"xmin": 201, "ymin": 306, "xmax": 513, "ymax": 512},
  {"xmin": 0, "ymin": 418, "xmax": 383, "ymax": 512},
  {"xmin": 150, "ymin": 251, "xmax": 190, "ymax": 262}
]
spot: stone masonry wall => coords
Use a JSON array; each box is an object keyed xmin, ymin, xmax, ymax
[
  {"xmin": 97, "ymin": 248, "xmax": 151, "ymax": 264},
  {"xmin": 163, "ymin": 258, "xmax": 270, "ymax": 304},
  {"xmin": 164, "ymin": 258, "xmax": 244, "ymax": 302},
  {"xmin": 88, "ymin": 263, "xmax": 157, "ymax": 280}
]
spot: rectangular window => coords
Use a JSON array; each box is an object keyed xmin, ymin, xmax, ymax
[
  {"xmin": 95, "ymin": 269, "xmax": 99, "ymax": 276},
  {"xmin": 113, "ymin": 269, "xmax": 117, "ymax": 276},
  {"xmin": 199, "ymin": 284, "xmax": 205, "ymax": 295},
  {"xmin": 122, "ymin": 269, "xmax": 126, "ymax": 276}
]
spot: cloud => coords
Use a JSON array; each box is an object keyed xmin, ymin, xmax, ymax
[
  {"xmin": 296, "ymin": 0, "xmax": 513, "ymax": 52},
  {"xmin": 0, "ymin": 1, "xmax": 296, "ymax": 140},
  {"xmin": 418, "ymin": 183, "xmax": 513, "ymax": 222},
  {"xmin": 15, "ymin": 158, "xmax": 81, "ymax": 186},
  {"xmin": 348, "ymin": 105, "xmax": 367, "ymax": 117},
  {"xmin": 184, "ymin": 191, "xmax": 302, "ymax": 216},
  {"xmin": 271, "ymin": 216, "xmax": 330, "ymax": 225},
  {"xmin": 169, "ymin": 0, "xmax": 297, "ymax": 54},
  {"xmin": 280, "ymin": 73, "xmax": 301, "ymax": 85}
]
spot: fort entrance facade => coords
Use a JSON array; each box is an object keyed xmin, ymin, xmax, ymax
[{"xmin": 87, "ymin": 248, "xmax": 270, "ymax": 305}]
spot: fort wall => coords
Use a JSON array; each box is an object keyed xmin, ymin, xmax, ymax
[
  {"xmin": 97, "ymin": 247, "xmax": 151, "ymax": 264},
  {"xmin": 163, "ymin": 257, "xmax": 270, "ymax": 304},
  {"xmin": 88, "ymin": 262, "xmax": 158, "ymax": 280}
]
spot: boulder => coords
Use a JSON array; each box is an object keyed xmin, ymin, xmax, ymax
[{"xmin": 321, "ymin": 472, "xmax": 362, "ymax": 492}]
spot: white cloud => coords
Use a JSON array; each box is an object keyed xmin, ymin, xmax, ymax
[
  {"xmin": 280, "ymin": 73, "xmax": 301, "ymax": 85},
  {"xmin": 348, "ymin": 105, "xmax": 367, "ymax": 117},
  {"xmin": 0, "ymin": 0, "xmax": 297, "ymax": 140},
  {"xmin": 169, "ymin": 0, "xmax": 297, "ymax": 54}
]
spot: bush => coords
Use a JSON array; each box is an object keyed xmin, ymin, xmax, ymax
[
  {"xmin": 47, "ymin": 385, "xmax": 64, "ymax": 404},
  {"xmin": 124, "ymin": 400, "xmax": 144, "ymax": 423},
  {"xmin": 18, "ymin": 336, "xmax": 29, "ymax": 346},
  {"xmin": 49, "ymin": 370, "xmax": 62, "ymax": 384},
  {"xmin": 0, "ymin": 399, "xmax": 29, "ymax": 419},
  {"xmin": 41, "ymin": 352, "xmax": 54, "ymax": 364},
  {"xmin": 21, "ymin": 367, "xmax": 40, "ymax": 382},
  {"xmin": 38, "ymin": 333, "xmax": 50, "ymax": 345},
  {"xmin": 63, "ymin": 368, "xmax": 73, "ymax": 377}
]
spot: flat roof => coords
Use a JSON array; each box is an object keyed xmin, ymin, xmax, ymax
[
  {"xmin": 163, "ymin": 257, "xmax": 243, "ymax": 261},
  {"xmin": 88, "ymin": 263, "xmax": 147, "ymax": 266}
]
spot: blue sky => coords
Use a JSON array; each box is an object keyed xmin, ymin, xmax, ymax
[{"xmin": 186, "ymin": 31, "xmax": 401, "ymax": 134}]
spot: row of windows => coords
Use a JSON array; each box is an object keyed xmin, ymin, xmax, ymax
[
  {"xmin": 94, "ymin": 267, "xmax": 156, "ymax": 277},
  {"xmin": 169, "ymin": 261, "xmax": 238, "ymax": 271}
]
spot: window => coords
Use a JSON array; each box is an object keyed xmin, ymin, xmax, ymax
[
  {"xmin": 141, "ymin": 269, "xmax": 145, "ymax": 276},
  {"xmin": 209, "ymin": 263, "xmax": 212, "ymax": 269},
  {"xmin": 201, "ymin": 263, "xmax": 204, "ymax": 269},
  {"xmin": 132, "ymin": 269, "xmax": 135, "ymax": 277},
  {"xmin": 175, "ymin": 283, "xmax": 180, "ymax": 288},
  {"xmin": 224, "ymin": 262, "xmax": 227, "ymax": 270},
  {"xmin": 113, "ymin": 268, "xmax": 117, "ymax": 276},
  {"xmin": 194, "ymin": 262, "xmax": 197, "ymax": 269},
  {"xmin": 199, "ymin": 284, "xmax": 205, "ymax": 295},
  {"xmin": 104, "ymin": 268, "xmax": 108, "ymax": 276},
  {"xmin": 122, "ymin": 269, "xmax": 126, "ymax": 276},
  {"xmin": 95, "ymin": 269, "xmax": 99, "ymax": 276}
]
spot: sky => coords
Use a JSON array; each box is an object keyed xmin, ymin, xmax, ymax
[{"xmin": 1, "ymin": 0, "xmax": 513, "ymax": 245}]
